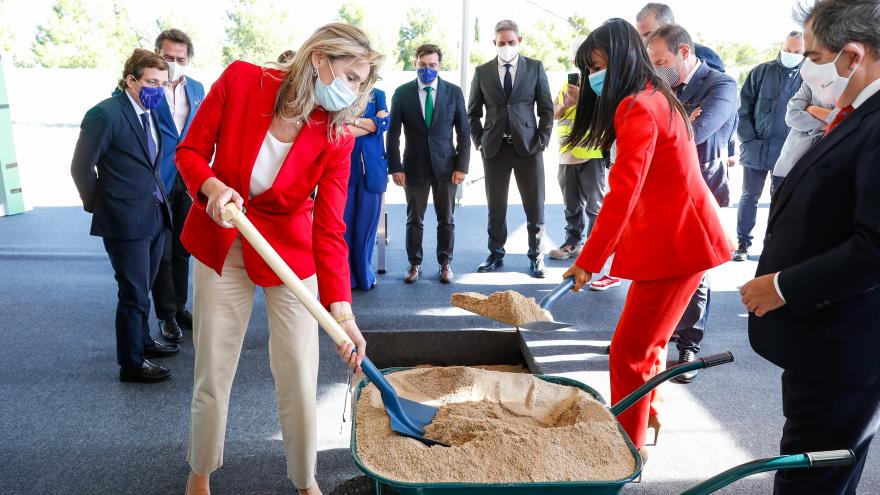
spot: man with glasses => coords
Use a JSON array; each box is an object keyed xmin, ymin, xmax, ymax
[
  {"xmin": 149, "ymin": 29, "xmax": 205, "ymax": 343},
  {"xmin": 71, "ymin": 49, "xmax": 177, "ymax": 383},
  {"xmin": 387, "ymin": 44, "xmax": 470, "ymax": 284}
]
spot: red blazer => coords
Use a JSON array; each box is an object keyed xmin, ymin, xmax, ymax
[
  {"xmin": 575, "ymin": 85, "xmax": 730, "ymax": 281},
  {"xmin": 176, "ymin": 61, "xmax": 354, "ymax": 305}
]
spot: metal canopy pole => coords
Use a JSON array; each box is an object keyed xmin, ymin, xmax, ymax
[{"xmin": 456, "ymin": 0, "xmax": 471, "ymax": 206}]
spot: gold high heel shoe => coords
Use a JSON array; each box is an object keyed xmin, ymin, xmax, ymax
[
  {"xmin": 647, "ymin": 414, "xmax": 662, "ymax": 446},
  {"xmin": 185, "ymin": 472, "xmax": 210, "ymax": 495}
]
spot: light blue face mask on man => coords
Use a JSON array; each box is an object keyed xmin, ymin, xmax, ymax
[
  {"xmin": 588, "ymin": 69, "xmax": 606, "ymax": 96},
  {"xmin": 314, "ymin": 62, "xmax": 358, "ymax": 112}
]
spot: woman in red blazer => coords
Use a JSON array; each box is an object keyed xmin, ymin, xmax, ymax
[
  {"xmin": 176, "ymin": 24, "xmax": 382, "ymax": 495},
  {"xmin": 562, "ymin": 19, "xmax": 731, "ymax": 461}
]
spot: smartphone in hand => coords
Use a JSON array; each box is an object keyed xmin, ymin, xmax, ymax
[{"xmin": 567, "ymin": 72, "xmax": 580, "ymax": 86}]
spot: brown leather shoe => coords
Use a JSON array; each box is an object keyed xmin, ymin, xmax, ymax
[
  {"xmin": 439, "ymin": 264, "xmax": 454, "ymax": 284},
  {"xmin": 404, "ymin": 264, "xmax": 421, "ymax": 283}
]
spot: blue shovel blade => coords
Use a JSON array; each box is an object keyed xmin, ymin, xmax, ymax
[{"xmin": 360, "ymin": 357, "xmax": 449, "ymax": 447}]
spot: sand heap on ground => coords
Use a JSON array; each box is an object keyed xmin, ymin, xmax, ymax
[
  {"xmin": 355, "ymin": 366, "xmax": 636, "ymax": 484},
  {"xmin": 451, "ymin": 290, "xmax": 552, "ymax": 326}
]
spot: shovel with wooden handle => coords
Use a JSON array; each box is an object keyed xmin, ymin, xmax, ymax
[{"xmin": 220, "ymin": 203, "xmax": 446, "ymax": 447}]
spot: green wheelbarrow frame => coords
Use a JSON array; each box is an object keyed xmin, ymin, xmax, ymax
[{"xmin": 348, "ymin": 352, "xmax": 844, "ymax": 494}]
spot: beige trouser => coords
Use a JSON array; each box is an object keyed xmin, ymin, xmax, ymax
[{"xmin": 187, "ymin": 238, "xmax": 319, "ymax": 489}]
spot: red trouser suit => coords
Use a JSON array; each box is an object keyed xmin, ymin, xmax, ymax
[{"xmin": 574, "ymin": 85, "xmax": 731, "ymax": 449}]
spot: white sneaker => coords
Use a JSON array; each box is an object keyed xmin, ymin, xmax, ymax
[{"xmin": 548, "ymin": 243, "xmax": 582, "ymax": 260}]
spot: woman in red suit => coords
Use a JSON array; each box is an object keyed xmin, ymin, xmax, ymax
[
  {"xmin": 562, "ymin": 19, "xmax": 731, "ymax": 461},
  {"xmin": 176, "ymin": 24, "xmax": 382, "ymax": 495}
]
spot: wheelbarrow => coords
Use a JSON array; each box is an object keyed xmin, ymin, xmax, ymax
[{"xmin": 336, "ymin": 352, "xmax": 855, "ymax": 495}]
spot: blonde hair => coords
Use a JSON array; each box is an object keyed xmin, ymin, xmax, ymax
[{"xmin": 273, "ymin": 23, "xmax": 383, "ymax": 139}]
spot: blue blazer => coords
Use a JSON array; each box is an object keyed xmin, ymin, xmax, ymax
[
  {"xmin": 750, "ymin": 90, "xmax": 880, "ymax": 385},
  {"xmin": 111, "ymin": 76, "xmax": 205, "ymax": 192},
  {"xmin": 70, "ymin": 92, "xmax": 172, "ymax": 239},
  {"xmin": 155, "ymin": 77, "xmax": 205, "ymax": 191},
  {"xmin": 677, "ymin": 62, "xmax": 738, "ymax": 164},
  {"xmin": 349, "ymin": 89, "xmax": 390, "ymax": 193},
  {"xmin": 388, "ymin": 78, "xmax": 471, "ymax": 185}
]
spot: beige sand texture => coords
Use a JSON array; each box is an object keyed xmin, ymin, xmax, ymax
[
  {"xmin": 451, "ymin": 290, "xmax": 552, "ymax": 326},
  {"xmin": 355, "ymin": 367, "xmax": 636, "ymax": 484}
]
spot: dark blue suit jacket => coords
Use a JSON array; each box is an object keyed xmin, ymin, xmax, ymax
[
  {"xmin": 70, "ymin": 92, "xmax": 171, "ymax": 239},
  {"xmin": 155, "ymin": 77, "xmax": 204, "ymax": 192},
  {"xmin": 388, "ymin": 78, "xmax": 470, "ymax": 186},
  {"xmin": 678, "ymin": 62, "xmax": 738, "ymax": 164},
  {"xmin": 349, "ymin": 89, "xmax": 390, "ymax": 193},
  {"xmin": 695, "ymin": 43, "xmax": 725, "ymax": 73},
  {"xmin": 749, "ymin": 90, "xmax": 880, "ymax": 385},
  {"xmin": 111, "ymin": 77, "xmax": 205, "ymax": 193}
]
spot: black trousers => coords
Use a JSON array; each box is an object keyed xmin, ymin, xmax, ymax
[
  {"xmin": 672, "ymin": 274, "xmax": 711, "ymax": 353},
  {"xmin": 775, "ymin": 370, "xmax": 880, "ymax": 494},
  {"xmin": 151, "ymin": 176, "xmax": 192, "ymax": 320},
  {"xmin": 483, "ymin": 142, "xmax": 545, "ymax": 260},
  {"xmin": 404, "ymin": 177, "xmax": 457, "ymax": 266},
  {"xmin": 103, "ymin": 205, "xmax": 165, "ymax": 369}
]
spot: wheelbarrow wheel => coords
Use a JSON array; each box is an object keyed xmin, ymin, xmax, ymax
[{"xmin": 330, "ymin": 475, "xmax": 376, "ymax": 495}]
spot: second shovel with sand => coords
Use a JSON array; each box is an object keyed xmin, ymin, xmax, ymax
[{"xmin": 451, "ymin": 277, "xmax": 576, "ymax": 332}]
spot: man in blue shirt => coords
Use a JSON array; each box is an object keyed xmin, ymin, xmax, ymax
[{"xmin": 734, "ymin": 32, "xmax": 805, "ymax": 261}]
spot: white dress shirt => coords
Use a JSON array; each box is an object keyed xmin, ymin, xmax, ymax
[
  {"xmin": 497, "ymin": 54, "xmax": 519, "ymax": 87},
  {"xmin": 417, "ymin": 77, "xmax": 439, "ymax": 119},
  {"xmin": 125, "ymin": 90, "xmax": 159, "ymax": 150},
  {"xmin": 250, "ymin": 131, "xmax": 292, "ymax": 198},
  {"xmin": 165, "ymin": 77, "xmax": 190, "ymax": 135},
  {"xmin": 683, "ymin": 59, "xmax": 702, "ymax": 86}
]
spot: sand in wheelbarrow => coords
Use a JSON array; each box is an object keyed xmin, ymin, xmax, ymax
[
  {"xmin": 451, "ymin": 290, "xmax": 552, "ymax": 326},
  {"xmin": 355, "ymin": 367, "xmax": 635, "ymax": 483}
]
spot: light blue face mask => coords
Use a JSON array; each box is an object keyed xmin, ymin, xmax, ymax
[
  {"xmin": 588, "ymin": 69, "xmax": 606, "ymax": 96},
  {"xmin": 314, "ymin": 62, "xmax": 358, "ymax": 112}
]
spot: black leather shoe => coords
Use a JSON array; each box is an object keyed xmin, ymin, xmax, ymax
[
  {"xmin": 159, "ymin": 318, "xmax": 184, "ymax": 343},
  {"xmin": 673, "ymin": 349, "xmax": 699, "ymax": 383},
  {"xmin": 529, "ymin": 258, "xmax": 547, "ymax": 278},
  {"xmin": 145, "ymin": 340, "xmax": 180, "ymax": 358},
  {"xmin": 477, "ymin": 256, "xmax": 504, "ymax": 273},
  {"xmin": 119, "ymin": 359, "xmax": 172, "ymax": 383},
  {"xmin": 176, "ymin": 309, "xmax": 193, "ymax": 330}
]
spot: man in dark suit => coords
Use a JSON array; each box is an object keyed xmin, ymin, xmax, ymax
[
  {"xmin": 71, "ymin": 49, "xmax": 178, "ymax": 383},
  {"xmin": 388, "ymin": 44, "xmax": 469, "ymax": 284},
  {"xmin": 648, "ymin": 24, "xmax": 738, "ymax": 382},
  {"xmin": 468, "ymin": 19, "xmax": 553, "ymax": 278},
  {"xmin": 741, "ymin": 1, "xmax": 880, "ymax": 492},
  {"xmin": 151, "ymin": 29, "xmax": 204, "ymax": 342}
]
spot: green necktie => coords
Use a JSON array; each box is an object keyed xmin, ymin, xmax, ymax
[{"xmin": 424, "ymin": 86, "xmax": 434, "ymax": 128}]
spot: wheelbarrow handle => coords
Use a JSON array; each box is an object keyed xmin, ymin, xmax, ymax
[
  {"xmin": 610, "ymin": 352, "xmax": 734, "ymax": 417},
  {"xmin": 680, "ymin": 450, "xmax": 854, "ymax": 495},
  {"xmin": 539, "ymin": 276, "xmax": 576, "ymax": 310}
]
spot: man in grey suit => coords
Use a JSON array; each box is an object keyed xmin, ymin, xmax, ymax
[{"xmin": 468, "ymin": 19, "xmax": 554, "ymax": 278}]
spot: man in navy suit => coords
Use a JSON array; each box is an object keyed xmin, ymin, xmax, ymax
[
  {"xmin": 150, "ymin": 29, "xmax": 205, "ymax": 343},
  {"xmin": 648, "ymin": 24, "xmax": 738, "ymax": 382},
  {"xmin": 387, "ymin": 44, "xmax": 470, "ymax": 284},
  {"xmin": 71, "ymin": 49, "xmax": 178, "ymax": 383},
  {"xmin": 741, "ymin": 1, "xmax": 880, "ymax": 492}
]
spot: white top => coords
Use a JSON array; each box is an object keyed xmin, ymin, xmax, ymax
[
  {"xmin": 852, "ymin": 77, "xmax": 880, "ymax": 109},
  {"xmin": 164, "ymin": 78, "xmax": 190, "ymax": 135},
  {"xmin": 125, "ymin": 90, "xmax": 159, "ymax": 148},
  {"xmin": 682, "ymin": 59, "xmax": 702, "ymax": 87},
  {"xmin": 497, "ymin": 55, "xmax": 519, "ymax": 87},
  {"xmin": 417, "ymin": 77, "xmax": 439, "ymax": 119},
  {"xmin": 250, "ymin": 131, "xmax": 293, "ymax": 198}
]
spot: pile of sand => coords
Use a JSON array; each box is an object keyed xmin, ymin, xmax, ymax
[
  {"xmin": 451, "ymin": 291, "xmax": 552, "ymax": 326},
  {"xmin": 355, "ymin": 367, "xmax": 635, "ymax": 484}
]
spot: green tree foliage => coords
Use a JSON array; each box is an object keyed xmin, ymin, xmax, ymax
[
  {"xmin": 336, "ymin": 1, "xmax": 366, "ymax": 29},
  {"xmin": 223, "ymin": 0, "xmax": 297, "ymax": 66},
  {"xmin": 521, "ymin": 17, "xmax": 589, "ymax": 71},
  {"xmin": 697, "ymin": 36, "xmax": 778, "ymax": 86},
  {"xmin": 396, "ymin": 6, "xmax": 456, "ymax": 70},
  {"xmin": 0, "ymin": 1, "xmax": 14, "ymax": 54},
  {"xmin": 32, "ymin": 0, "xmax": 106, "ymax": 68}
]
